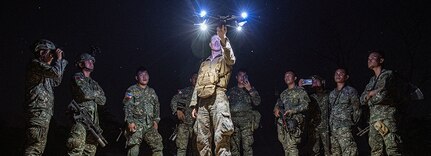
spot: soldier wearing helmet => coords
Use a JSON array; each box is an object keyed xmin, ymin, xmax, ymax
[
  {"xmin": 24, "ymin": 39, "xmax": 68, "ymax": 155},
  {"xmin": 66, "ymin": 52, "xmax": 106, "ymax": 156}
]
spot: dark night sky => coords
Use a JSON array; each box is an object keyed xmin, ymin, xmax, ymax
[{"xmin": 1, "ymin": 0, "xmax": 431, "ymax": 155}]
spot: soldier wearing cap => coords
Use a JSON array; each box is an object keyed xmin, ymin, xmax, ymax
[
  {"xmin": 66, "ymin": 53, "xmax": 106, "ymax": 156},
  {"xmin": 24, "ymin": 39, "xmax": 68, "ymax": 155}
]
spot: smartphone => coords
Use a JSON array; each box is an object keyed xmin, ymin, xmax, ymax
[
  {"xmin": 303, "ymin": 79, "xmax": 313, "ymax": 85},
  {"xmin": 243, "ymin": 75, "xmax": 249, "ymax": 83}
]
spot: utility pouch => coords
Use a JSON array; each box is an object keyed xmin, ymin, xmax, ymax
[{"xmin": 373, "ymin": 120, "xmax": 389, "ymax": 136}]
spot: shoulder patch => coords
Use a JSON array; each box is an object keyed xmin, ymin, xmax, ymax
[{"xmin": 124, "ymin": 92, "xmax": 133, "ymax": 100}]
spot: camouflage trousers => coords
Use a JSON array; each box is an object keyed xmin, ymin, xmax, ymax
[
  {"xmin": 176, "ymin": 123, "xmax": 198, "ymax": 156},
  {"xmin": 277, "ymin": 118, "xmax": 302, "ymax": 156},
  {"xmin": 369, "ymin": 119, "xmax": 402, "ymax": 156},
  {"xmin": 311, "ymin": 129, "xmax": 330, "ymax": 156},
  {"xmin": 66, "ymin": 123, "xmax": 98, "ymax": 156},
  {"xmin": 194, "ymin": 90, "xmax": 234, "ymax": 156},
  {"xmin": 24, "ymin": 110, "xmax": 51, "ymax": 156},
  {"xmin": 330, "ymin": 127, "xmax": 358, "ymax": 156},
  {"xmin": 231, "ymin": 115, "xmax": 254, "ymax": 156},
  {"xmin": 126, "ymin": 125, "xmax": 164, "ymax": 156}
]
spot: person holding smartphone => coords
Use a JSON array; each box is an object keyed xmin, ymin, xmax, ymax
[
  {"xmin": 227, "ymin": 69, "xmax": 261, "ymax": 156},
  {"xmin": 299, "ymin": 76, "xmax": 331, "ymax": 156}
]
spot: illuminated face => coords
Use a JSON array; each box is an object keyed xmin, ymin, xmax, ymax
[
  {"xmin": 210, "ymin": 35, "xmax": 222, "ymax": 51},
  {"xmin": 368, "ymin": 52, "xmax": 383, "ymax": 69},
  {"xmin": 284, "ymin": 71, "xmax": 296, "ymax": 85},
  {"xmin": 236, "ymin": 71, "xmax": 247, "ymax": 84},
  {"xmin": 334, "ymin": 69, "xmax": 348, "ymax": 83},
  {"xmin": 82, "ymin": 59, "xmax": 94, "ymax": 71},
  {"xmin": 39, "ymin": 49, "xmax": 54, "ymax": 64},
  {"xmin": 136, "ymin": 71, "xmax": 150, "ymax": 86}
]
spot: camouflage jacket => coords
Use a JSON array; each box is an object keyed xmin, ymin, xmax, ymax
[
  {"xmin": 25, "ymin": 58, "xmax": 68, "ymax": 116},
  {"xmin": 71, "ymin": 72, "xmax": 106, "ymax": 125},
  {"xmin": 309, "ymin": 91, "xmax": 330, "ymax": 131},
  {"xmin": 227, "ymin": 86, "xmax": 261, "ymax": 115},
  {"xmin": 360, "ymin": 69, "xmax": 397, "ymax": 122},
  {"xmin": 123, "ymin": 84, "xmax": 160, "ymax": 128},
  {"xmin": 275, "ymin": 87, "xmax": 310, "ymax": 124},
  {"xmin": 329, "ymin": 85, "xmax": 361, "ymax": 130},
  {"xmin": 171, "ymin": 86, "xmax": 195, "ymax": 125},
  {"xmin": 190, "ymin": 38, "xmax": 235, "ymax": 107}
]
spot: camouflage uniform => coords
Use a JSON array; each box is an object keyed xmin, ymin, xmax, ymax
[
  {"xmin": 227, "ymin": 86, "xmax": 261, "ymax": 156},
  {"xmin": 308, "ymin": 91, "xmax": 330, "ymax": 156},
  {"xmin": 24, "ymin": 58, "xmax": 67, "ymax": 156},
  {"xmin": 170, "ymin": 86, "xmax": 197, "ymax": 156},
  {"xmin": 329, "ymin": 86, "xmax": 360, "ymax": 156},
  {"xmin": 190, "ymin": 37, "xmax": 235, "ymax": 156},
  {"xmin": 360, "ymin": 69, "xmax": 402, "ymax": 156},
  {"xmin": 274, "ymin": 87, "xmax": 310, "ymax": 156},
  {"xmin": 123, "ymin": 84, "xmax": 163, "ymax": 156},
  {"xmin": 67, "ymin": 72, "xmax": 106, "ymax": 156}
]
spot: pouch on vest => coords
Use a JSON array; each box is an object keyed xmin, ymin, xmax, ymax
[
  {"xmin": 373, "ymin": 120, "xmax": 389, "ymax": 136},
  {"xmin": 197, "ymin": 71, "xmax": 219, "ymax": 98}
]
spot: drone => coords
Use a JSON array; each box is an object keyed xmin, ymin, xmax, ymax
[{"xmin": 194, "ymin": 10, "xmax": 248, "ymax": 32}]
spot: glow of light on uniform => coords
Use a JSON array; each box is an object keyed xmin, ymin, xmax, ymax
[
  {"xmin": 241, "ymin": 12, "xmax": 248, "ymax": 19},
  {"xmin": 200, "ymin": 10, "xmax": 207, "ymax": 17}
]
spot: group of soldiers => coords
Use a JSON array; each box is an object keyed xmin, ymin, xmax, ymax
[
  {"xmin": 273, "ymin": 50, "xmax": 402, "ymax": 156},
  {"xmin": 24, "ymin": 23, "xmax": 402, "ymax": 156},
  {"xmin": 24, "ymin": 38, "xmax": 164, "ymax": 156}
]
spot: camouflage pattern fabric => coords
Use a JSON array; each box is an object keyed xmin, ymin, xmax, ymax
[
  {"xmin": 189, "ymin": 37, "xmax": 235, "ymax": 156},
  {"xmin": 175, "ymin": 123, "xmax": 197, "ymax": 156},
  {"xmin": 67, "ymin": 72, "xmax": 106, "ymax": 156},
  {"xmin": 275, "ymin": 87, "xmax": 310, "ymax": 156},
  {"xmin": 193, "ymin": 90, "xmax": 234, "ymax": 156},
  {"xmin": 171, "ymin": 86, "xmax": 195, "ymax": 125},
  {"xmin": 227, "ymin": 86, "xmax": 261, "ymax": 156},
  {"xmin": 329, "ymin": 85, "xmax": 360, "ymax": 156},
  {"xmin": 170, "ymin": 86, "xmax": 197, "ymax": 156},
  {"xmin": 24, "ymin": 58, "xmax": 67, "ymax": 156},
  {"xmin": 330, "ymin": 127, "xmax": 358, "ymax": 156},
  {"xmin": 360, "ymin": 69, "xmax": 401, "ymax": 156},
  {"xmin": 308, "ymin": 92, "xmax": 330, "ymax": 156},
  {"xmin": 123, "ymin": 84, "xmax": 163, "ymax": 156}
]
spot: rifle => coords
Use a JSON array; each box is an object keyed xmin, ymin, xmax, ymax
[
  {"xmin": 276, "ymin": 99, "xmax": 297, "ymax": 134},
  {"xmin": 357, "ymin": 125, "xmax": 371, "ymax": 136},
  {"xmin": 169, "ymin": 125, "xmax": 178, "ymax": 141},
  {"xmin": 69, "ymin": 100, "xmax": 109, "ymax": 147}
]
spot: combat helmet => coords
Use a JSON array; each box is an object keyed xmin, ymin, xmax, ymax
[{"xmin": 33, "ymin": 39, "xmax": 56, "ymax": 54}]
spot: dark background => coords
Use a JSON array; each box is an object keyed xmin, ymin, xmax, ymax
[{"xmin": 1, "ymin": 0, "xmax": 430, "ymax": 155}]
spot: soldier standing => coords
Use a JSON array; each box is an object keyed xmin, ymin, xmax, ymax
[
  {"xmin": 360, "ymin": 50, "xmax": 402, "ymax": 155},
  {"xmin": 66, "ymin": 53, "xmax": 106, "ymax": 156},
  {"xmin": 190, "ymin": 23, "xmax": 236, "ymax": 156},
  {"xmin": 227, "ymin": 69, "xmax": 261, "ymax": 156},
  {"xmin": 24, "ymin": 39, "xmax": 68, "ymax": 156},
  {"xmin": 123, "ymin": 67, "xmax": 163, "ymax": 156},
  {"xmin": 299, "ymin": 75, "xmax": 331, "ymax": 156},
  {"xmin": 329, "ymin": 68, "xmax": 360, "ymax": 156},
  {"xmin": 273, "ymin": 70, "xmax": 310, "ymax": 156},
  {"xmin": 170, "ymin": 73, "xmax": 198, "ymax": 156}
]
